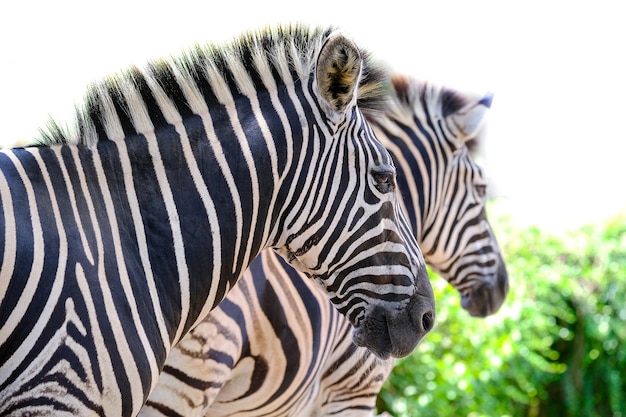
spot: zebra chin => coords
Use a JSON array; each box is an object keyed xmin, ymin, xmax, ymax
[
  {"xmin": 461, "ymin": 258, "xmax": 509, "ymax": 318},
  {"xmin": 351, "ymin": 292, "xmax": 435, "ymax": 360}
]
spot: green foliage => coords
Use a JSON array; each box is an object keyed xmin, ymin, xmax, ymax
[{"xmin": 377, "ymin": 210, "xmax": 626, "ymax": 417}]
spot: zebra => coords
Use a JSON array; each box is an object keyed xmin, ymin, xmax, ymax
[
  {"xmin": 140, "ymin": 74, "xmax": 509, "ymax": 416},
  {"xmin": 0, "ymin": 25, "xmax": 437, "ymax": 417}
]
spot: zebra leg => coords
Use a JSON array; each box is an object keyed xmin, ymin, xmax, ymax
[
  {"xmin": 313, "ymin": 337, "xmax": 396, "ymax": 417},
  {"xmin": 140, "ymin": 310, "xmax": 244, "ymax": 415}
]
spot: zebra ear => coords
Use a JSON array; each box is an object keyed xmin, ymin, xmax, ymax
[
  {"xmin": 315, "ymin": 32, "xmax": 362, "ymax": 119},
  {"xmin": 449, "ymin": 92, "xmax": 493, "ymax": 141}
]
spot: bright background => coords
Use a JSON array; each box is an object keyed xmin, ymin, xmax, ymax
[{"xmin": 1, "ymin": 0, "xmax": 624, "ymax": 232}]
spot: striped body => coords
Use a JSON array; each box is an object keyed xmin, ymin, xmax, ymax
[
  {"xmin": 0, "ymin": 27, "xmax": 435, "ymax": 416},
  {"xmin": 142, "ymin": 75, "xmax": 508, "ymax": 416}
]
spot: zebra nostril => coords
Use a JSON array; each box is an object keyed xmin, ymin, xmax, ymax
[
  {"xmin": 422, "ymin": 310, "xmax": 434, "ymax": 332},
  {"xmin": 409, "ymin": 297, "xmax": 435, "ymax": 333}
]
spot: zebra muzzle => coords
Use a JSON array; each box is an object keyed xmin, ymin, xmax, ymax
[
  {"xmin": 461, "ymin": 257, "xmax": 509, "ymax": 317},
  {"xmin": 351, "ymin": 291, "xmax": 435, "ymax": 360}
]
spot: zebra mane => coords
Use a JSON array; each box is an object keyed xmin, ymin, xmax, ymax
[{"xmin": 37, "ymin": 23, "xmax": 390, "ymax": 148}]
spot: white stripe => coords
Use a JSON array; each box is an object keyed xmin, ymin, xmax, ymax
[
  {"xmin": 163, "ymin": 68, "xmax": 230, "ymax": 326},
  {"xmin": 89, "ymin": 149, "xmax": 151, "ymax": 412},
  {"xmin": 0, "ymin": 151, "xmax": 48, "ymax": 348},
  {"xmin": 268, "ymin": 76, "xmax": 315, "ymax": 242},
  {"xmin": 52, "ymin": 147, "xmax": 95, "ymax": 264},
  {"xmin": 251, "ymin": 48, "xmax": 294, "ymax": 242},
  {"xmin": 73, "ymin": 263, "xmax": 123, "ymax": 415},
  {"xmin": 119, "ymin": 80, "xmax": 192, "ymax": 351},
  {"xmin": 0, "ymin": 165, "xmax": 16, "ymax": 305},
  {"xmin": 97, "ymin": 136, "xmax": 171, "ymax": 354},
  {"xmin": 67, "ymin": 146, "xmax": 128, "ymax": 413},
  {"xmin": 220, "ymin": 99, "xmax": 259, "ymax": 273},
  {"xmin": 199, "ymin": 61, "xmax": 259, "ymax": 275},
  {"xmin": 0, "ymin": 149, "xmax": 67, "ymax": 387},
  {"xmin": 176, "ymin": 66, "xmax": 246, "ymax": 279},
  {"xmin": 139, "ymin": 136, "xmax": 191, "ymax": 345}
]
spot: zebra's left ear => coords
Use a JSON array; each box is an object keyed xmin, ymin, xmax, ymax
[
  {"xmin": 449, "ymin": 92, "xmax": 493, "ymax": 141},
  {"xmin": 316, "ymin": 32, "xmax": 362, "ymax": 120}
]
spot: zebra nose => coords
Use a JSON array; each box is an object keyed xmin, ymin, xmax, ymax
[
  {"xmin": 409, "ymin": 262, "xmax": 435, "ymax": 333},
  {"xmin": 409, "ymin": 293, "xmax": 436, "ymax": 333},
  {"xmin": 376, "ymin": 292, "xmax": 435, "ymax": 359}
]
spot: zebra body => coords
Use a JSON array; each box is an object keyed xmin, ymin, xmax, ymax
[
  {"xmin": 142, "ymin": 75, "xmax": 508, "ymax": 416},
  {"xmin": 0, "ymin": 26, "xmax": 435, "ymax": 416}
]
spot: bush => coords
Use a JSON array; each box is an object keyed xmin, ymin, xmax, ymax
[{"xmin": 377, "ymin": 209, "xmax": 626, "ymax": 417}]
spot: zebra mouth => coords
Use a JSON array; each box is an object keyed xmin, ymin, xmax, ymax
[
  {"xmin": 351, "ymin": 313, "xmax": 393, "ymax": 360},
  {"xmin": 460, "ymin": 262, "xmax": 509, "ymax": 318},
  {"xmin": 351, "ymin": 292, "xmax": 435, "ymax": 359}
]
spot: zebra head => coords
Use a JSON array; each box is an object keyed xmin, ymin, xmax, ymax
[
  {"xmin": 387, "ymin": 78, "xmax": 509, "ymax": 318},
  {"xmin": 273, "ymin": 33, "xmax": 435, "ymax": 359}
]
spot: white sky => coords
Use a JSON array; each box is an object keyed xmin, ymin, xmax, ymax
[{"xmin": 1, "ymin": 0, "xmax": 624, "ymax": 232}]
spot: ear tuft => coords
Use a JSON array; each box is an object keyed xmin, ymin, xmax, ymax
[
  {"xmin": 316, "ymin": 32, "xmax": 362, "ymax": 116},
  {"xmin": 449, "ymin": 92, "xmax": 494, "ymax": 140}
]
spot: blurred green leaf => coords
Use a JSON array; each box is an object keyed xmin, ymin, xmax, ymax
[{"xmin": 377, "ymin": 209, "xmax": 626, "ymax": 417}]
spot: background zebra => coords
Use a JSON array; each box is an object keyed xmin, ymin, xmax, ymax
[
  {"xmin": 0, "ymin": 26, "xmax": 436, "ymax": 416},
  {"xmin": 141, "ymin": 74, "xmax": 509, "ymax": 417}
]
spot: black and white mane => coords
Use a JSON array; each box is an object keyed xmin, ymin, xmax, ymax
[{"xmin": 38, "ymin": 24, "xmax": 390, "ymax": 148}]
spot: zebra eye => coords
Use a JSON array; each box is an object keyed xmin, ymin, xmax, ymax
[
  {"xmin": 475, "ymin": 184, "xmax": 487, "ymax": 197},
  {"xmin": 371, "ymin": 171, "xmax": 395, "ymax": 193}
]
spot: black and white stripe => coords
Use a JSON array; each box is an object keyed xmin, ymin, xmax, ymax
[
  {"xmin": 141, "ymin": 75, "xmax": 508, "ymax": 416},
  {"xmin": 0, "ymin": 26, "xmax": 435, "ymax": 416}
]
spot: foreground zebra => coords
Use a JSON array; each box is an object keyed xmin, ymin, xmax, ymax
[
  {"xmin": 0, "ymin": 26, "xmax": 437, "ymax": 416},
  {"xmin": 142, "ymin": 75, "xmax": 509, "ymax": 416}
]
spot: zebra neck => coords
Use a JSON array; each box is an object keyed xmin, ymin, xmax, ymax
[
  {"xmin": 90, "ymin": 128, "xmax": 280, "ymax": 336},
  {"xmin": 0, "ymin": 131, "xmax": 279, "ymax": 345}
]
